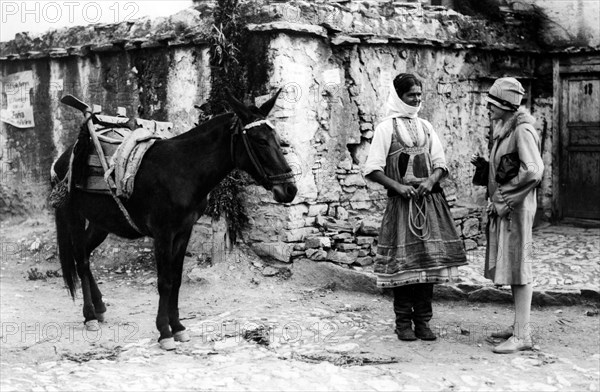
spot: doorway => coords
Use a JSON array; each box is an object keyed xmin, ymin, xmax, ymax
[{"xmin": 558, "ymin": 71, "xmax": 600, "ymax": 220}]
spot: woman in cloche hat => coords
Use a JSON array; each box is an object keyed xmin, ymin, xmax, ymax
[{"xmin": 472, "ymin": 77, "xmax": 544, "ymax": 354}]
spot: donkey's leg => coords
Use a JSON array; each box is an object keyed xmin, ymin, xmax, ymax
[
  {"xmin": 68, "ymin": 214, "xmax": 99, "ymax": 330},
  {"xmin": 154, "ymin": 234, "xmax": 177, "ymax": 350},
  {"xmin": 84, "ymin": 225, "xmax": 109, "ymax": 322},
  {"xmin": 169, "ymin": 228, "xmax": 193, "ymax": 342}
]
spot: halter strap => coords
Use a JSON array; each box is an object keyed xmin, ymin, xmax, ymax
[
  {"xmin": 244, "ymin": 119, "xmax": 275, "ymax": 130},
  {"xmin": 230, "ymin": 116, "xmax": 294, "ymax": 189}
]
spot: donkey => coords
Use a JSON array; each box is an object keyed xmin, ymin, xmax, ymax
[{"xmin": 53, "ymin": 90, "xmax": 297, "ymax": 349}]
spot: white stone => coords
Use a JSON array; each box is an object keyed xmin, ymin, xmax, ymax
[
  {"xmin": 308, "ymin": 203, "xmax": 329, "ymax": 217},
  {"xmin": 187, "ymin": 268, "xmax": 205, "ymax": 283},
  {"xmin": 305, "ymin": 236, "xmax": 332, "ymax": 249},
  {"xmin": 251, "ymin": 242, "xmax": 295, "ymax": 263},
  {"xmin": 341, "ymin": 174, "xmax": 366, "ymax": 187}
]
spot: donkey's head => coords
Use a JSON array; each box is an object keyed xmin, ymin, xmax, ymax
[{"xmin": 226, "ymin": 89, "xmax": 297, "ymax": 204}]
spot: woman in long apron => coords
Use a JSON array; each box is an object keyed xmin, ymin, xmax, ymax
[{"xmin": 365, "ymin": 73, "xmax": 467, "ymax": 341}]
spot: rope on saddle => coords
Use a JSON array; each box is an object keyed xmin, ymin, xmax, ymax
[
  {"xmin": 408, "ymin": 196, "xmax": 430, "ymax": 241},
  {"xmin": 107, "ymin": 185, "xmax": 142, "ymax": 234}
]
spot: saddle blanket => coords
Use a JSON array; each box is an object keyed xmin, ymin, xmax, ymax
[{"xmin": 77, "ymin": 116, "xmax": 174, "ymax": 198}]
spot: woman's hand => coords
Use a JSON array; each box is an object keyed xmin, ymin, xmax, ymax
[
  {"xmin": 366, "ymin": 172, "xmax": 416, "ymax": 199},
  {"xmin": 486, "ymin": 201, "xmax": 497, "ymax": 216},
  {"xmin": 471, "ymin": 154, "xmax": 488, "ymax": 168},
  {"xmin": 392, "ymin": 182, "xmax": 417, "ymax": 199},
  {"xmin": 416, "ymin": 178, "xmax": 435, "ymax": 197}
]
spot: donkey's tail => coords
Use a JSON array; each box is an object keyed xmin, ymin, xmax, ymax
[{"xmin": 55, "ymin": 208, "xmax": 78, "ymax": 299}]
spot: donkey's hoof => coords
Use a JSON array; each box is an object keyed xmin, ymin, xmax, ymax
[
  {"xmin": 174, "ymin": 330, "xmax": 190, "ymax": 342},
  {"xmin": 85, "ymin": 320, "xmax": 100, "ymax": 331},
  {"xmin": 96, "ymin": 312, "xmax": 105, "ymax": 323},
  {"xmin": 159, "ymin": 337, "xmax": 176, "ymax": 351}
]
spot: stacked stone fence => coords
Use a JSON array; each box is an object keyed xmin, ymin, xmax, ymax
[{"xmin": 240, "ymin": 196, "xmax": 485, "ymax": 271}]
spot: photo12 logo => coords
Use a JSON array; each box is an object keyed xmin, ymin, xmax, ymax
[
  {"xmin": 1, "ymin": 1, "xmax": 140, "ymax": 25},
  {"xmin": 197, "ymin": 320, "xmax": 344, "ymax": 345},
  {"xmin": 1, "ymin": 321, "xmax": 140, "ymax": 345}
]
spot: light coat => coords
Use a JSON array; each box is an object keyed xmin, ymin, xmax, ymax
[{"xmin": 485, "ymin": 108, "xmax": 544, "ymax": 285}]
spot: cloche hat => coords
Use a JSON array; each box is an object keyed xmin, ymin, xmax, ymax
[{"xmin": 485, "ymin": 77, "xmax": 525, "ymax": 111}]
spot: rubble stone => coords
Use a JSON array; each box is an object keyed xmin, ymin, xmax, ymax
[
  {"xmin": 305, "ymin": 237, "xmax": 332, "ymax": 249},
  {"xmin": 357, "ymin": 220, "xmax": 380, "ymax": 236},
  {"xmin": 251, "ymin": 242, "xmax": 295, "ymax": 263}
]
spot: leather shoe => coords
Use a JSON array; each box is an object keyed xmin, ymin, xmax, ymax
[
  {"xmin": 490, "ymin": 325, "xmax": 514, "ymax": 339},
  {"xmin": 492, "ymin": 336, "xmax": 533, "ymax": 354}
]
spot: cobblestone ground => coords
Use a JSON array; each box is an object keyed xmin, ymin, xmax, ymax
[
  {"xmin": 529, "ymin": 225, "xmax": 600, "ymax": 289},
  {"xmin": 450, "ymin": 224, "xmax": 600, "ymax": 290},
  {"xmin": 1, "ymin": 219, "xmax": 599, "ymax": 391}
]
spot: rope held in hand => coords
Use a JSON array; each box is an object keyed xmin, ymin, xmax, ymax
[{"xmin": 408, "ymin": 196, "xmax": 430, "ymax": 240}]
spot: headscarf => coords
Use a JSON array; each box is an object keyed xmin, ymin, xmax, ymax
[{"xmin": 384, "ymin": 74, "xmax": 422, "ymax": 120}]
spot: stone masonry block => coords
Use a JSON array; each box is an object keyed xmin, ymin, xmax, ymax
[
  {"xmin": 451, "ymin": 207, "xmax": 470, "ymax": 220},
  {"xmin": 462, "ymin": 218, "xmax": 480, "ymax": 238},
  {"xmin": 308, "ymin": 203, "xmax": 329, "ymax": 217},
  {"xmin": 463, "ymin": 239, "xmax": 478, "ymax": 251},
  {"xmin": 307, "ymin": 249, "xmax": 328, "ymax": 261},
  {"xmin": 285, "ymin": 228, "xmax": 318, "ymax": 242},
  {"xmin": 353, "ymin": 256, "xmax": 373, "ymax": 266},
  {"xmin": 356, "ymin": 236, "xmax": 375, "ymax": 245},
  {"xmin": 305, "ymin": 236, "xmax": 332, "ymax": 249},
  {"xmin": 251, "ymin": 242, "xmax": 295, "ymax": 263},
  {"xmin": 358, "ymin": 219, "xmax": 380, "ymax": 236},
  {"xmin": 467, "ymin": 287, "xmax": 512, "ymax": 303},
  {"xmin": 327, "ymin": 250, "xmax": 354, "ymax": 264},
  {"xmin": 337, "ymin": 243, "xmax": 358, "ymax": 251},
  {"xmin": 434, "ymin": 285, "xmax": 468, "ymax": 301}
]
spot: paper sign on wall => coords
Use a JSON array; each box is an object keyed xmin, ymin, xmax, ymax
[{"xmin": 1, "ymin": 70, "xmax": 36, "ymax": 128}]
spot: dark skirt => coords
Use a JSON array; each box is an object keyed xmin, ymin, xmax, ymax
[{"xmin": 374, "ymin": 193, "xmax": 468, "ymax": 288}]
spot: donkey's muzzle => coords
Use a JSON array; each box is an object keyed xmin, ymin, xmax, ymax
[{"xmin": 272, "ymin": 182, "xmax": 297, "ymax": 203}]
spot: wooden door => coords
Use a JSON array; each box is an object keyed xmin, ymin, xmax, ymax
[{"xmin": 560, "ymin": 76, "xmax": 600, "ymax": 219}]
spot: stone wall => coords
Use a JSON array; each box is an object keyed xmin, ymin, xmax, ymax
[
  {"xmin": 1, "ymin": 8, "xmax": 212, "ymax": 219},
  {"xmin": 237, "ymin": 4, "xmax": 546, "ymax": 264},
  {"xmin": 0, "ymin": 46, "xmax": 211, "ymax": 218},
  {"xmin": 0, "ymin": 1, "xmax": 580, "ymax": 270}
]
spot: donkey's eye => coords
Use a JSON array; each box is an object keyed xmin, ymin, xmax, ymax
[{"xmin": 257, "ymin": 139, "xmax": 269, "ymax": 146}]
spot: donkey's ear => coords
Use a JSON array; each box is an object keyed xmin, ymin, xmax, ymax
[
  {"xmin": 224, "ymin": 88, "xmax": 253, "ymax": 124},
  {"xmin": 257, "ymin": 88, "xmax": 282, "ymax": 116}
]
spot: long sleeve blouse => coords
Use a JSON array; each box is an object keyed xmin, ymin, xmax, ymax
[{"xmin": 364, "ymin": 117, "xmax": 448, "ymax": 177}]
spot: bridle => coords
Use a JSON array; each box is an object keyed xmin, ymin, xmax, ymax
[{"xmin": 230, "ymin": 116, "xmax": 295, "ymax": 189}]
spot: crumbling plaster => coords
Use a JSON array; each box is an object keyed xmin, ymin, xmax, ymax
[
  {"xmin": 0, "ymin": 1, "xmax": 578, "ymax": 260},
  {"xmin": 1, "ymin": 44, "xmax": 211, "ymax": 218},
  {"xmin": 256, "ymin": 34, "xmax": 539, "ymax": 203}
]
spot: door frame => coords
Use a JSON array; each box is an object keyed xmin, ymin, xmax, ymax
[{"xmin": 552, "ymin": 54, "xmax": 600, "ymax": 221}]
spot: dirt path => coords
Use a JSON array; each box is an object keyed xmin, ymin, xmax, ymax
[{"xmin": 1, "ymin": 216, "xmax": 599, "ymax": 391}]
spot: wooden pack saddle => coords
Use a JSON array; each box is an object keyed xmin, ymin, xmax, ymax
[{"xmin": 76, "ymin": 113, "xmax": 174, "ymax": 198}]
